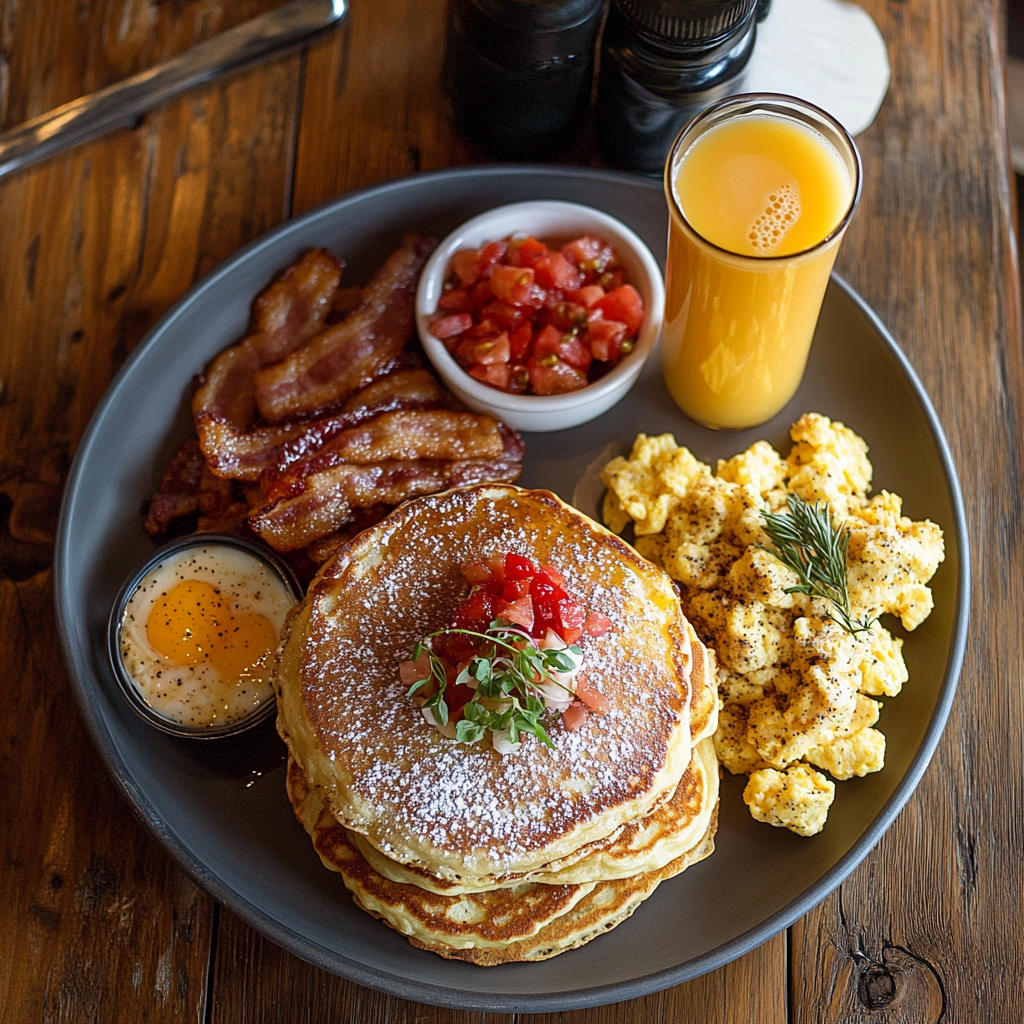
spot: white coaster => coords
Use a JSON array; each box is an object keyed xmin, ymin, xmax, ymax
[{"xmin": 744, "ymin": 0, "xmax": 891, "ymax": 136}]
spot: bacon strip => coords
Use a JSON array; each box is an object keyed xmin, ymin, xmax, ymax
[
  {"xmin": 250, "ymin": 457, "xmax": 523, "ymax": 552},
  {"xmin": 193, "ymin": 248, "xmax": 343, "ymax": 478},
  {"xmin": 265, "ymin": 368, "xmax": 450, "ymax": 481},
  {"xmin": 262, "ymin": 410, "xmax": 514, "ymax": 503},
  {"xmin": 190, "ymin": 365, "xmax": 453, "ymax": 483},
  {"xmin": 253, "ymin": 234, "xmax": 436, "ymax": 423}
]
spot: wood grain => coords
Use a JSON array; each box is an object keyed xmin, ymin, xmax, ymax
[
  {"xmin": 0, "ymin": 1, "xmax": 301, "ymax": 1020},
  {"xmin": 793, "ymin": 0, "xmax": 1024, "ymax": 1020}
]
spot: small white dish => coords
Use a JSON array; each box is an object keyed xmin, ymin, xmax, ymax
[
  {"xmin": 415, "ymin": 200, "xmax": 664, "ymax": 432},
  {"xmin": 107, "ymin": 533, "xmax": 302, "ymax": 739}
]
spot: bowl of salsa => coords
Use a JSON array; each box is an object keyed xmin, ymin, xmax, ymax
[{"xmin": 416, "ymin": 200, "xmax": 664, "ymax": 431}]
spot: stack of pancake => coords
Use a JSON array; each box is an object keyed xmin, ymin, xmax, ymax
[{"xmin": 275, "ymin": 485, "xmax": 719, "ymax": 964}]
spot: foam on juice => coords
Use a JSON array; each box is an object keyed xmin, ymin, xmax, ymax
[{"xmin": 749, "ymin": 181, "xmax": 801, "ymax": 254}]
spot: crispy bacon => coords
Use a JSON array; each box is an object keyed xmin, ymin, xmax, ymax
[
  {"xmin": 143, "ymin": 439, "xmax": 252, "ymax": 538},
  {"xmin": 193, "ymin": 365, "xmax": 446, "ymax": 483},
  {"xmin": 193, "ymin": 248, "xmax": 344, "ymax": 478},
  {"xmin": 146, "ymin": 242, "xmax": 527, "ymax": 561},
  {"xmin": 143, "ymin": 440, "xmax": 206, "ymax": 536},
  {"xmin": 250, "ymin": 457, "xmax": 523, "ymax": 552},
  {"xmin": 262, "ymin": 410, "xmax": 514, "ymax": 503},
  {"xmin": 265, "ymin": 368, "xmax": 451, "ymax": 481},
  {"xmin": 253, "ymin": 234, "xmax": 436, "ymax": 423}
]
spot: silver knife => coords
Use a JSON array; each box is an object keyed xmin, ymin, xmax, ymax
[{"xmin": 0, "ymin": 0, "xmax": 347, "ymax": 180}]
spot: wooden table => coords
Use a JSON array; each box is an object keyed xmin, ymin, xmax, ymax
[{"xmin": 1, "ymin": 1, "xmax": 1020, "ymax": 1020}]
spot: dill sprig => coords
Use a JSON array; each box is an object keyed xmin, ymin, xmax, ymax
[
  {"xmin": 406, "ymin": 625, "xmax": 580, "ymax": 747},
  {"xmin": 759, "ymin": 493, "xmax": 875, "ymax": 637}
]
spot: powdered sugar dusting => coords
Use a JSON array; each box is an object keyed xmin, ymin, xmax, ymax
[{"xmin": 300, "ymin": 487, "xmax": 690, "ymax": 866}]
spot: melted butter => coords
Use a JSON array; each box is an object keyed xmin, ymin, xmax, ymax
[{"xmin": 119, "ymin": 544, "xmax": 295, "ymax": 729}]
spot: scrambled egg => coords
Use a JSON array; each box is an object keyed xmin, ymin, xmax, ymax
[{"xmin": 601, "ymin": 413, "xmax": 944, "ymax": 836}]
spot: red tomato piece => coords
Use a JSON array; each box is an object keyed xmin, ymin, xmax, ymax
[
  {"xmin": 531, "ymin": 572, "xmax": 567, "ymax": 603},
  {"xmin": 438, "ymin": 288, "xmax": 475, "ymax": 312},
  {"xmin": 508, "ymin": 322, "xmax": 533, "ymax": 362},
  {"xmin": 433, "ymin": 632, "xmax": 477, "ymax": 665},
  {"xmin": 597, "ymin": 267, "xmax": 627, "ymax": 292},
  {"xmin": 535, "ymin": 252, "xmax": 582, "ymax": 292},
  {"xmin": 557, "ymin": 598, "xmax": 586, "ymax": 636},
  {"xmin": 458, "ymin": 332, "xmax": 510, "ymax": 366},
  {"xmin": 532, "ymin": 598, "xmax": 558, "ymax": 637},
  {"xmin": 571, "ymin": 284, "xmax": 606, "ymax": 308},
  {"xmin": 451, "ymin": 248, "xmax": 483, "ymax": 287},
  {"xmin": 497, "ymin": 596, "xmax": 534, "ymax": 632},
  {"xmin": 489, "ymin": 265, "xmax": 535, "ymax": 305},
  {"xmin": 527, "ymin": 356, "xmax": 587, "ymax": 395},
  {"xmin": 480, "ymin": 300, "xmax": 526, "ymax": 331},
  {"xmin": 562, "ymin": 703, "xmax": 589, "ymax": 731},
  {"xmin": 501, "ymin": 579, "xmax": 531, "ymax": 601},
  {"xmin": 540, "ymin": 564, "xmax": 566, "ymax": 587},
  {"xmin": 453, "ymin": 588, "xmax": 497, "ymax": 630},
  {"xmin": 485, "ymin": 552, "xmax": 507, "ymax": 582},
  {"xmin": 468, "ymin": 363, "xmax": 512, "ymax": 390},
  {"xmin": 478, "ymin": 240, "xmax": 508, "ymax": 275},
  {"xmin": 445, "ymin": 679, "xmax": 478, "ymax": 717},
  {"xmin": 583, "ymin": 611, "xmax": 613, "ymax": 636},
  {"xmin": 561, "ymin": 626, "xmax": 583, "ymax": 645},
  {"xmin": 595, "ymin": 284, "xmax": 644, "ymax": 336},
  {"xmin": 469, "ymin": 279, "xmax": 494, "ymax": 309},
  {"xmin": 533, "ymin": 324, "xmax": 592, "ymax": 374},
  {"xmin": 575, "ymin": 675, "xmax": 610, "ymax": 714},
  {"xmin": 518, "ymin": 237, "xmax": 549, "ymax": 267},
  {"xmin": 504, "ymin": 552, "xmax": 537, "ymax": 580},
  {"xmin": 562, "ymin": 236, "xmax": 616, "ymax": 274},
  {"xmin": 549, "ymin": 302, "xmax": 588, "ymax": 332},
  {"xmin": 587, "ymin": 318, "xmax": 628, "ymax": 361},
  {"xmin": 429, "ymin": 313, "xmax": 473, "ymax": 340},
  {"xmin": 466, "ymin": 317, "xmax": 498, "ymax": 339}
]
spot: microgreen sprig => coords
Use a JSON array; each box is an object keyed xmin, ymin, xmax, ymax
[
  {"xmin": 759, "ymin": 492, "xmax": 875, "ymax": 637},
  {"xmin": 406, "ymin": 624, "xmax": 581, "ymax": 748}
]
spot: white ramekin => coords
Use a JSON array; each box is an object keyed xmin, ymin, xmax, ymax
[{"xmin": 415, "ymin": 200, "xmax": 664, "ymax": 432}]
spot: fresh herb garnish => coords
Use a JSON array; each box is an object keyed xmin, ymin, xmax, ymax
[
  {"xmin": 759, "ymin": 493, "xmax": 875, "ymax": 637},
  {"xmin": 406, "ymin": 624, "xmax": 581, "ymax": 748}
]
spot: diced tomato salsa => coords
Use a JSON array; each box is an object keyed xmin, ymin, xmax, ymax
[
  {"xmin": 428, "ymin": 234, "xmax": 645, "ymax": 396},
  {"xmin": 412, "ymin": 551, "xmax": 614, "ymax": 733},
  {"xmin": 452, "ymin": 551, "xmax": 612, "ymax": 646}
]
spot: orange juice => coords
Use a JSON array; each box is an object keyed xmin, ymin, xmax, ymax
[{"xmin": 662, "ymin": 96, "xmax": 860, "ymax": 429}]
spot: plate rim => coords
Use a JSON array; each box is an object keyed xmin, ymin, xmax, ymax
[{"xmin": 53, "ymin": 164, "xmax": 970, "ymax": 1012}]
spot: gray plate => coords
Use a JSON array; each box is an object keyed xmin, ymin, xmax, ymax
[{"xmin": 54, "ymin": 166, "xmax": 969, "ymax": 1012}]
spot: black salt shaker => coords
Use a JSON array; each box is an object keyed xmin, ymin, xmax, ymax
[
  {"xmin": 595, "ymin": 0, "xmax": 771, "ymax": 175},
  {"xmin": 444, "ymin": 0, "xmax": 606, "ymax": 159}
]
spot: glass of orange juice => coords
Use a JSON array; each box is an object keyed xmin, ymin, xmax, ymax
[{"xmin": 662, "ymin": 94, "xmax": 862, "ymax": 429}]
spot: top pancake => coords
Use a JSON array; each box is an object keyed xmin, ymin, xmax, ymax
[{"xmin": 276, "ymin": 484, "xmax": 695, "ymax": 886}]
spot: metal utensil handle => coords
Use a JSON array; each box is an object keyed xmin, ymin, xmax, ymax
[{"xmin": 0, "ymin": 0, "xmax": 347, "ymax": 179}]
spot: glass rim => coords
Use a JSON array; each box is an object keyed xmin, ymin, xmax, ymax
[{"xmin": 663, "ymin": 92, "xmax": 864, "ymax": 264}]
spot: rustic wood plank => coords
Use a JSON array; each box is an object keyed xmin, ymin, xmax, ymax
[
  {"xmin": 211, "ymin": 907, "xmax": 783, "ymax": 1024},
  {"xmin": 0, "ymin": 575, "xmax": 213, "ymax": 1024},
  {"xmin": 0, "ymin": 2, "xmax": 302, "ymax": 1020},
  {"xmin": 791, "ymin": 0, "xmax": 1024, "ymax": 1020},
  {"xmin": 210, "ymin": 906, "xmax": 516, "ymax": 1024},
  {"xmin": 291, "ymin": 0, "xmax": 473, "ymax": 213},
  {"xmin": 522, "ymin": 934, "xmax": 786, "ymax": 1024}
]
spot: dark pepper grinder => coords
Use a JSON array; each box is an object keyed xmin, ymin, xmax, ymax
[
  {"xmin": 444, "ymin": 0, "xmax": 607, "ymax": 159},
  {"xmin": 596, "ymin": 0, "xmax": 772, "ymax": 175}
]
